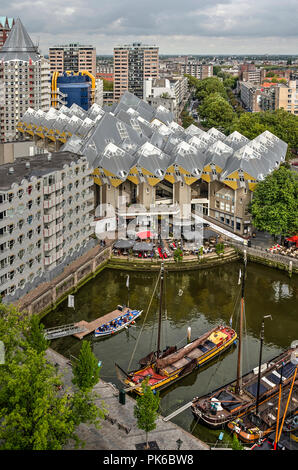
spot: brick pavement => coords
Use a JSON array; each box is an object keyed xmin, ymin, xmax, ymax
[{"xmin": 46, "ymin": 348, "xmax": 209, "ymax": 451}]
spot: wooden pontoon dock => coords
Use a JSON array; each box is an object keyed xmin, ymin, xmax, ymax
[{"xmin": 73, "ymin": 307, "xmax": 130, "ymax": 340}]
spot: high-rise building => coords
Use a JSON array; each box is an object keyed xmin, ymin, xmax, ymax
[
  {"xmin": 0, "ymin": 16, "xmax": 14, "ymax": 48},
  {"xmin": 49, "ymin": 43, "xmax": 96, "ymax": 77},
  {"xmin": 113, "ymin": 42, "xmax": 159, "ymax": 101},
  {"xmin": 0, "ymin": 18, "xmax": 51, "ymax": 143},
  {"xmin": 238, "ymin": 63, "xmax": 266, "ymax": 84},
  {"xmin": 181, "ymin": 63, "xmax": 213, "ymax": 80},
  {"xmin": 0, "ymin": 151, "xmax": 94, "ymax": 301},
  {"xmin": 260, "ymin": 80, "xmax": 298, "ymax": 115}
]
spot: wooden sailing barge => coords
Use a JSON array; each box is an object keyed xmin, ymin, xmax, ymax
[
  {"xmin": 191, "ymin": 255, "xmax": 298, "ymax": 430},
  {"xmin": 227, "ymin": 366, "xmax": 298, "ymax": 444},
  {"xmin": 118, "ymin": 262, "xmax": 237, "ymax": 395}
]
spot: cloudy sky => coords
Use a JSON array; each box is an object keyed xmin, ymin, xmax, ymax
[{"xmin": 5, "ymin": 0, "xmax": 298, "ymax": 55}]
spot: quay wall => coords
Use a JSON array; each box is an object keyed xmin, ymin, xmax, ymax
[
  {"xmin": 15, "ymin": 245, "xmax": 112, "ymax": 318},
  {"xmin": 230, "ymin": 243, "xmax": 298, "ymax": 276}
]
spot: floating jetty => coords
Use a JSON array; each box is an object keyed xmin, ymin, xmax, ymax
[{"xmin": 73, "ymin": 307, "xmax": 131, "ymax": 340}]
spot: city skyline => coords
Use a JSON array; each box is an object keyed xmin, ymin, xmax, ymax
[{"xmin": 2, "ymin": 0, "xmax": 298, "ymax": 55}]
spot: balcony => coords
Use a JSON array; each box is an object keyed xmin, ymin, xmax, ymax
[
  {"xmin": 56, "ymin": 249, "xmax": 64, "ymax": 260},
  {"xmin": 43, "ymin": 181, "xmax": 63, "ymax": 194},
  {"xmin": 44, "ymin": 254, "xmax": 56, "ymax": 266},
  {"xmin": 43, "ymin": 198, "xmax": 56, "ymax": 209}
]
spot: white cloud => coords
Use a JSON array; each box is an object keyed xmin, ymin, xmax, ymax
[{"xmin": 3, "ymin": 0, "xmax": 298, "ymax": 54}]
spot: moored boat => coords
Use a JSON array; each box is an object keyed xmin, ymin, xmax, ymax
[
  {"xmin": 94, "ymin": 305, "xmax": 142, "ymax": 337},
  {"xmin": 191, "ymin": 347, "xmax": 298, "ymax": 429},
  {"xmin": 118, "ymin": 262, "xmax": 237, "ymax": 395},
  {"xmin": 227, "ymin": 368, "xmax": 298, "ymax": 443},
  {"xmin": 191, "ymin": 254, "xmax": 298, "ymax": 429}
]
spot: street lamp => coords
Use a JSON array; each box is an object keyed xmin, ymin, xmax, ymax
[
  {"xmin": 176, "ymin": 438, "xmax": 183, "ymax": 450},
  {"xmin": 256, "ymin": 314, "xmax": 272, "ymax": 415}
]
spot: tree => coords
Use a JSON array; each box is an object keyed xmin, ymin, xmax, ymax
[
  {"xmin": 250, "ymin": 166, "xmax": 298, "ymax": 237},
  {"xmin": 215, "ymin": 243, "xmax": 225, "ymax": 256},
  {"xmin": 231, "ymin": 433, "xmax": 244, "ymax": 450},
  {"xmin": 199, "ymin": 92, "xmax": 236, "ymax": 132},
  {"xmin": 195, "ymin": 77, "xmax": 227, "ymax": 102},
  {"xmin": 134, "ymin": 379, "xmax": 160, "ymax": 449},
  {"xmin": 174, "ymin": 248, "xmax": 183, "ymax": 262},
  {"xmin": 0, "ymin": 348, "xmax": 76, "ymax": 450},
  {"xmin": 0, "ymin": 303, "xmax": 105, "ymax": 450},
  {"xmin": 72, "ymin": 340, "xmax": 101, "ymax": 391},
  {"xmin": 24, "ymin": 314, "xmax": 49, "ymax": 354},
  {"xmin": 102, "ymin": 79, "xmax": 113, "ymax": 91}
]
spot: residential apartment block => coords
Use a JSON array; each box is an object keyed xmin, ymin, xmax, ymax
[
  {"xmin": 49, "ymin": 43, "xmax": 96, "ymax": 77},
  {"xmin": 238, "ymin": 63, "xmax": 266, "ymax": 84},
  {"xmin": 241, "ymin": 79, "xmax": 298, "ymax": 115},
  {"xmin": 239, "ymin": 81, "xmax": 262, "ymax": 112},
  {"xmin": 0, "ymin": 151, "xmax": 94, "ymax": 301},
  {"xmin": 144, "ymin": 76, "xmax": 188, "ymax": 120},
  {"xmin": 0, "ymin": 18, "xmax": 51, "ymax": 143},
  {"xmin": 113, "ymin": 43, "xmax": 159, "ymax": 101},
  {"xmin": 260, "ymin": 80, "xmax": 298, "ymax": 115},
  {"xmin": 0, "ymin": 16, "xmax": 14, "ymax": 48},
  {"xmin": 181, "ymin": 63, "xmax": 213, "ymax": 80}
]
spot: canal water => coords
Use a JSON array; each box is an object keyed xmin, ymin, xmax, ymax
[{"xmin": 43, "ymin": 262, "xmax": 298, "ymax": 446}]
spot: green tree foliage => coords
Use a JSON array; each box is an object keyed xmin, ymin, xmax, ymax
[
  {"xmin": 231, "ymin": 433, "xmax": 244, "ymax": 450},
  {"xmin": 215, "ymin": 243, "xmax": 225, "ymax": 256},
  {"xmin": 180, "ymin": 109, "xmax": 198, "ymax": 129},
  {"xmin": 0, "ymin": 304, "xmax": 105, "ymax": 450},
  {"xmin": 134, "ymin": 379, "xmax": 160, "ymax": 448},
  {"xmin": 250, "ymin": 166, "xmax": 298, "ymax": 237},
  {"xmin": 174, "ymin": 248, "xmax": 183, "ymax": 262},
  {"xmin": 0, "ymin": 348, "xmax": 76, "ymax": 450},
  {"xmin": 195, "ymin": 77, "xmax": 227, "ymax": 102},
  {"xmin": 213, "ymin": 65, "xmax": 222, "ymax": 76},
  {"xmin": 199, "ymin": 92, "xmax": 236, "ymax": 132},
  {"xmin": 72, "ymin": 340, "xmax": 101, "ymax": 391},
  {"xmin": 24, "ymin": 314, "xmax": 49, "ymax": 354},
  {"xmin": 0, "ymin": 303, "xmax": 29, "ymax": 362},
  {"xmin": 102, "ymin": 79, "xmax": 113, "ymax": 91}
]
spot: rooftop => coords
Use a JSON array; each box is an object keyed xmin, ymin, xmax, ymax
[
  {"xmin": 0, "ymin": 17, "xmax": 40, "ymax": 62},
  {"xmin": 0, "ymin": 151, "xmax": 85, "ymax": 191}
]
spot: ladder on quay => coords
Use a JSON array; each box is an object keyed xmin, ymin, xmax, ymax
[{"xmin": 44, "ymin": 323, "xmax": 87, "ymax": 340}]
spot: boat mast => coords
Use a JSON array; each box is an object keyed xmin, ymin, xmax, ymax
[
  {"xmin": 256, "ymin": 314, "xmax": 272, "ymax": 414},
  {"xmin": 157, "ymin": 261, "xmax": 164, "ymax": 358},
  {"xmin": 235, "ymin": 251, "xmax": 246, "ymax": 395}
]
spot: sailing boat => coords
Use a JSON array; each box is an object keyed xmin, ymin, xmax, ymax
[
  {"xmin": 191, "ymin": 256, "xmax": 298, "ymax": 429},
  {"xmin": 227, "ymin": 364, "xmax": 298, "ymax": 444},
  {"xmin": 117, "ymin": 262, "xmax": 237, "ymax": 395}
]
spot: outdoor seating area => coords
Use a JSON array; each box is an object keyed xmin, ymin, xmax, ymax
[
  {"xmin": 112, "ymin": 229, "xmax": 223, "ymax": 260},
  {"xmin": 265, "ymin": 236, "xmax": 298, "ymax": 258},
  {"xmin": 267, "ymin": 243, "xmax": 298, "ymax": 258}
]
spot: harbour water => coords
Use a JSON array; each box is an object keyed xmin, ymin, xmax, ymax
[{"xmin": 43, "ymin": 262, "xmax": 298, "ymax": 446}]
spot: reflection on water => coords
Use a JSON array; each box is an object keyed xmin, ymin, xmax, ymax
[{"xmin": 43, "ymin": 262, "xmax": 298, "ymax": 445}]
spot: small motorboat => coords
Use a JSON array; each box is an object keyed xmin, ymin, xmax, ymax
[{"xmin": 94, "ymin": 306, "xmax": 142, "ymax": 338}]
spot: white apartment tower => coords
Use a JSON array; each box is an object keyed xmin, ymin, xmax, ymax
[
  {"xmin": 0, "ymin": 18, "xmax": 50, "ymax": 143},
  {"xmin": 0, "ymin": 151, "xmax": 94, "ymax": 301}
]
